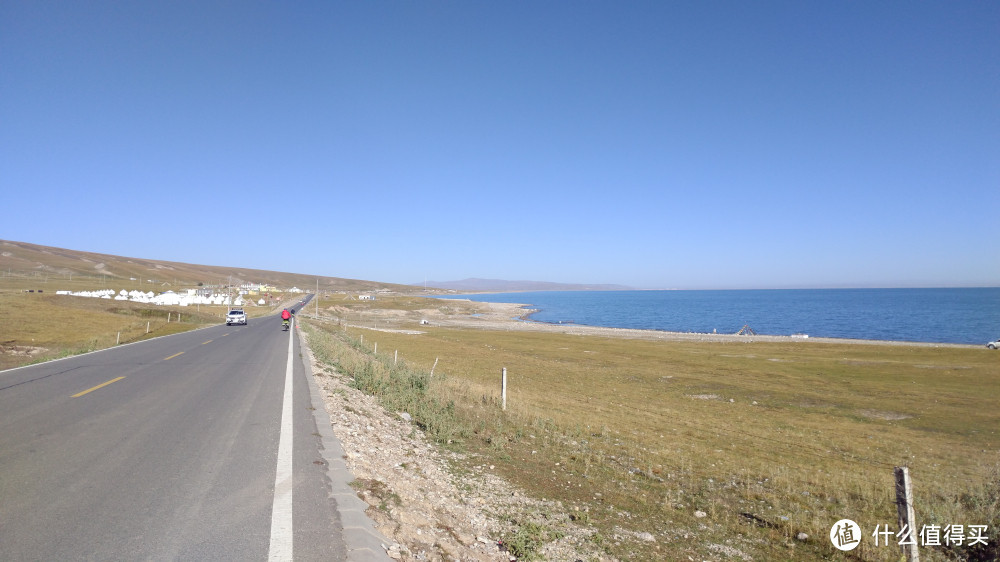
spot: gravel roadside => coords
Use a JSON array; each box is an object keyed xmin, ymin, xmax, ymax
[{"xmin": 301, "ymin": 328, "xmax": 616, "ymax": 562}]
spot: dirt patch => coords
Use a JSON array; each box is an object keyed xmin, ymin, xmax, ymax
[
  {"xmin": 1, "ymin": 343, "xmax": 48, "ymax": 357},
  {"xmin": 858, "ymin": 409, "xmax": 913, "ymax": 421}
]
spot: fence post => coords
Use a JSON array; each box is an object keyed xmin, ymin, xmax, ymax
[
  {"xmin": 394, "ymin": 350, "xmax": 398, "ymax": 365},
  {"xmin": 894, "ymin": 466, "xmax": 919, "ymax": 562},
  {"xmin": 501, "ymin": 367, "xmax": 507, "ymax": 411},
  {"xmin": 374, "ymin": 342, "xmax": 377, "ymax": 354},
  {"xmin": 146, "ymin": 321, "xmax": 150, "ymax": 334},
  {"xmin": 116, "ymin": 332, "xmax": 120, "ymax": 345}
]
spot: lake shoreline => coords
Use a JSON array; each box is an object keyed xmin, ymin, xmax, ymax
[{"xmin": 434, "ymin": 297, "xmax": 981, "ymax": 349}]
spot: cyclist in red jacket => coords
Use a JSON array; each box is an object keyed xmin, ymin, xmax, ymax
[{"xmin": 281, "ymin": 309, "xmax": 291, "ymax": 330}]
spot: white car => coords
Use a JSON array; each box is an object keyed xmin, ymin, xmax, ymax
[
  {"xmin": 988, "ymin": 339, "xmax": 1000, "ymax": 350},
  {"xmin": 226, "ymin": 309, "xmax": 247, "ymax": 326}
]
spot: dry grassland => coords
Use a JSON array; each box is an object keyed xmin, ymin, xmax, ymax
[
  {"xmin": 0, "ymin": 291, "xmax": 227, "ymax": 370},
  {"xmin": 3, "ymin": 287, "xmax": 996, "ymax": 560},
  {"xmin": 307, "ymin": 294, "xmax": 999, "ymax": 561}
]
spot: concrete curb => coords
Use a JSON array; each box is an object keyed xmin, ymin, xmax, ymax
[{"xmin": 298, "ymin": 330, "xmax": 393, "ymax": 562}]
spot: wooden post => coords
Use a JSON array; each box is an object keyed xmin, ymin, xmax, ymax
[
  {"xmin": 394, "ymin": 350, "xmax": 398, "ymax": 365},
  {"xmin": 894, "ymin": 466, "xmax": 919, "ymax": 562},
  {"xmin": 501, "ymin": 367, "xmax": 507, "ymax": 411}
]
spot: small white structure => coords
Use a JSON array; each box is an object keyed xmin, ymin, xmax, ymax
[
  {"xmin": 359, "ymin": 295, "xmax": 375, "ymax": 301},
  {"xmin": 152, "ymin": 291, "xmax": 181, "ymax": 306}
]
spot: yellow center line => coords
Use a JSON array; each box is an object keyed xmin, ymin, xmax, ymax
[
  {"xmin": 202, "ymin": 340, "xmax": 213, "ymax": 345},
  {"xmin": 72, "ymin": 376, "xmax": 126, "ymax": 398},
  {"xmin": 164, "ymin": 352, "xmax": 185, "ymax": 361}
]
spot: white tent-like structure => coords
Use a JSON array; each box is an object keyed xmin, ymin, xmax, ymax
[{"xmin": 56, "ymin": 288, "xmax": 268, "ymax": 307}]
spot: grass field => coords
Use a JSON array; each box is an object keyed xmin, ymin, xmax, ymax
[
  {"xmin": 0, "ymin": 288, "xmax": 286, "ymax": 370},
  {"xmin": 303, "ymin": 295, "xmax": 1000, "ymax": 561}
]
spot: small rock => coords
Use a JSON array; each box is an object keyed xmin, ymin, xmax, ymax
[
  {"xmin": 399, "ymin": 412, "xmax": 412, "ymax": 422},
  {"xmin": 637, "ymin": 532, "xmax": 656, "ymax": 542},
  {"xmin": 797, "ymin": 532, "xmax": 809, "ymax": 541},
  {"xmin": 476, "ymin": 536, "xmax": 491, "ymax": 545},
  {"xmin": 694, "ymin": 510, "xmax": 707, "ymax": 518}
]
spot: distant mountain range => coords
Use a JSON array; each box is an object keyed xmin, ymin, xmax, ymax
[{"xmin": 414, "ymin": 278, "xmax": 632, "ymax": 292}]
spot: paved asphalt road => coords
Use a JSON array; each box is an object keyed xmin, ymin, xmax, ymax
[{"xmin": 0, "ymin": 303, "xmax": 387, "ymax": 561}]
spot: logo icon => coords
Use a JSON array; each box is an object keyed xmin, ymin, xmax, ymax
[{"xmin": 830, "ymin": 519, "xmax": 862, "ymax": 551}]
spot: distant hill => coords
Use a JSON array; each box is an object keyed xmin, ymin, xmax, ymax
[
  {"xmin": 0, "ymin": 239, "xmax": 416, "ymax": 294},
  {"xmin": 415, "ymin": 278, "xmax": 632, "ymax": 292}
]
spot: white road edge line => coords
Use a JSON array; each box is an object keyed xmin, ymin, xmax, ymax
[{"xmin": 269, "ymin": 318, "xmax": 295, "ymax": 561}]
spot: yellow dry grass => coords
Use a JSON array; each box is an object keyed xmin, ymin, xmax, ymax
[
  {"xmin": 0, "ymin": 292, "xmax": 221, "ymax": 369},
  {"xmin": 305, "ymin": 295, "xmax": 1000, "ymax": 561}
]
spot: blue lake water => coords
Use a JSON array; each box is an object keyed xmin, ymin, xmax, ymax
[{"xmin": 436, "ymin": 288, "xmax": 1000, "ymax": 345}]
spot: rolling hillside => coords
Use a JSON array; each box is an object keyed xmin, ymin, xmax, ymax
[{"xmin": 0, "ymin": 239, "xmax": 416, "ymax": 294}]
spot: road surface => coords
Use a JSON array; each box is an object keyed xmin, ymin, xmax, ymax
[{"xmin": 0, "ymin": 306, "xmax": 388, "ymax": 561}]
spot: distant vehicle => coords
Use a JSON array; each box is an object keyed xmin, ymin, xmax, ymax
[
  {"xmin": 226, "ymin": 309, "xmax": 247, "ymax": 326},
  {"xmin": 988, "ymin": 339, "xmax": 1000, "ymax": 350}
]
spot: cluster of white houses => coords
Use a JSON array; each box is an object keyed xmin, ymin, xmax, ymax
[
  {"xmin": 55, "ymin": 288, "xmax": 270, "ymax": 306},
  {"xmin": 52, "ymin": 283, "xmax": 387, "ymax": 309}
]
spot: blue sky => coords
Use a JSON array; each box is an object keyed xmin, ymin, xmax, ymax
[{"xmin": 2, "ymin": 2, "xmax": 997, "ymax": 289}]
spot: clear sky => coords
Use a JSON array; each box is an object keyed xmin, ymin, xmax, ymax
[{"xmin": 2, "ymin": 2, "xmax": 997, "ymax": 289}]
